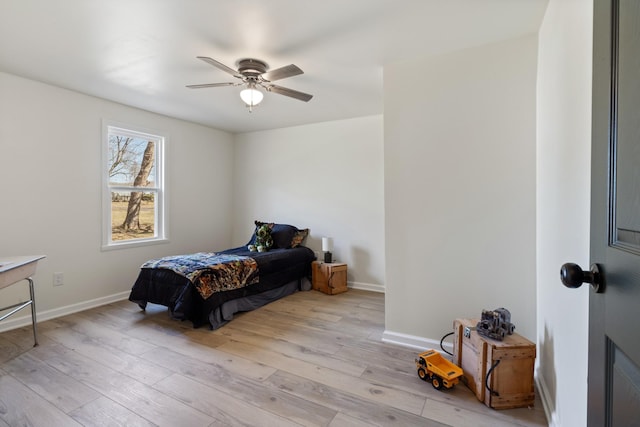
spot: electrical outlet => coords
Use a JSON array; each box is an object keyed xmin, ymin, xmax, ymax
[{"xmin": 53, "ymin": 272, "xmax": 64, "ymax": 286}]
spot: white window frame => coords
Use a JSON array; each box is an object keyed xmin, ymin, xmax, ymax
[{"xmin": 102, "ymin": 120, "xmax": 168, "ymax": 250}]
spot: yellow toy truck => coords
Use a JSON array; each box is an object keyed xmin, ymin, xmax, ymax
[{"xmin": 415, "ymin": 349, "xmax": 464, "ymax": 390}]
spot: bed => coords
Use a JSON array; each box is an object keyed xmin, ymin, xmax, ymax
[{"xmin": 128, "ymin": 222, "xmax": 314, "ymax": 329}]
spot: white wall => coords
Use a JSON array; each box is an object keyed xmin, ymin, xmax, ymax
[
  {"xmin": 232, "ymin": 116, "xmax": 385, "ymax": 291},
  {"xmin": 383, "ymin": 35, "xmax": 538, "ymax": 347},
  {"xmin": 0, "ymin": 72, "xmax": 234, "ymax": 328},
  {"xmin": 536, "ymin": 1, "xmax": 592, "ymax": 425}
]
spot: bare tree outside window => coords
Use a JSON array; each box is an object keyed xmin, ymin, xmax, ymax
[{"xmin": 122, "ymin": 141, "xmax": 155, "ymax": 231}]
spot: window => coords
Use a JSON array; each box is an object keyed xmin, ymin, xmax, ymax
[{"xmin": 102, "ymin": 122, "xmax": 166, "ymax": 249}]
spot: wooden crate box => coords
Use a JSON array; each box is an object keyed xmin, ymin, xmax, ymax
[
  {"xmin": 453, "ymin": 318, "xmax": 536, "ymax": 410},
  {"xmin": 312, "ymin": 261, "xmax": 348, "ymax": 295},
  {"xmin": 453, "ymin": 318, "xmax": 488, "ymax": 401}
]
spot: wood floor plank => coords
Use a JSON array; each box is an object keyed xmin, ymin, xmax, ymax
[
  {"xmin": 30, "ymin": 343, "xmax": 216, "ymax": 426},
  {"xmin": 421, "ymin": 397, "xmax": 542, "ymax": 427},
  {"xmin": 64, "ymin": 312, "xmax": 159, "ymax": 356},
  {"xmin": 2, "ymin": 352, "xmax": 101, "ymax": 413},
  {"xmin": 43, "ymin": 325, "xmax": 173, "ymax": 386},
  {"xmin": 76, "ymin": 301, "xmax": 152, "ymax": 331},
  {"xmin": 362, "ymin": 362, "xmax": 546, "ymax": 426},
  {"xmin": 343, "ymin": 331, "xmax": 422, "ymax": 363},
  {"xmin": 257, "ymin": 299, "xmax": 382, "ymax": 335},
  {"xmin": 0, "ymin": 371, "xmax": 83, "ymax": 426},
  {"xmin": 0, "ymin": 330, "xmax": 33, "ymax": 363},
  {"xmin": 258, "ymin": 309, "xmax": 380, "ymax": 342},
  {"xmin": 229, "ymin": 308, "xmax": 373, "ymax": 354},
  {"xmin": 169, "ymin": 323, "xmax": 231, "ymax": 349},
  {"xmin": 226, "ymin": 313, "xmax": 345, "ymax": 354},
  {"xmin": 329, "ymin": 412, "xmax": 380, "ymax": 427},
  {"xmin": 128, "ymin": 323, "xmax": 274, "ymax": 382},
  {"xmin": 216, "ymin": 324, "xmax": 368, "ymax": 376},
  {"xmin": 69, "ymin": 396, "xmax": 156, "ymax": 427},
  {"xmin": 265, "ymin": 369, "xmax": 445, "ymax": 427},
  {"xmin": 335, "ymin": 341, "xmax": 419, "ymax": 377},
  {"xmin": 278, "ymin": 292, "xmax": 386, "ymax": 326},
  {"xmin": 264, "ymin": 296, "xmax": 344, "ymax": 323},
  {"xmin": 218, "ymin": 339, "xmax": 427, "ymax": 415},
  {"xmin": 139, "ymin": 345, "xmax": 337, "ymax": 426},
  {"xmin": 122, "ymin": 320, "xmax": 199, "ymax": 346},
  {"xmin": 154, "ymin": 373, "xmax": 305, "ymax": 427}
]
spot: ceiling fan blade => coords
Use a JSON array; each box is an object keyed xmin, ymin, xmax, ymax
[
  {"xmin": 261, "ymin": 64, "xmax": 303, "ymax": 82},
  {"xmin": 196, "ymin": 56, "xmax": 242, "ymax": 78},
  {"xmin": 267, "ymin": 84, "xmax": 313, "ymax": 102},
  {"xmin": 186, "ymin": 82, "xmax": 237, "ymax": 89}
]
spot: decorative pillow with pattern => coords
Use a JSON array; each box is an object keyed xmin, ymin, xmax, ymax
[
  {"xmin": 290, "ymin": 228, "xmax": 309, "ymax": 248},
  {"xmin": 247, "ymin": 221, "xmax": 274, "ymax": 252}
]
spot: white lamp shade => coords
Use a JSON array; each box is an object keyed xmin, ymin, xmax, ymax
[
  {"xmin": 240, "ymin": 87, "xmax": 264, "ymax": 106},
  {"xmin": 322, "ymin": 237, "xmax": 333, "ymax": 252}
]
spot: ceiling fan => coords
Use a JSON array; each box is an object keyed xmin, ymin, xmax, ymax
[{"xmin": 187, "ymin": 57, "xmax": 313, "ymax": 111}]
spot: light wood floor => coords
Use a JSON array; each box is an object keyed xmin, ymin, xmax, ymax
[{"xmin": 0, "ymin": 289, "xmax": 548, "ymax": 426}]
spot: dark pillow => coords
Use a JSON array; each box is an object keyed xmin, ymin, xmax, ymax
[
  {"xmin": 270, "ymin": 224, "xmax": 299, "ymax": 248},
  {"xmin": 248, "ymin": 221, "xmax": 309, "ymax": 249}
]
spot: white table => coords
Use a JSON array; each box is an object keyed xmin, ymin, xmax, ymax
[{"xmin": 0, "ymin": 255, "xmax": 45, "ymax": 346}]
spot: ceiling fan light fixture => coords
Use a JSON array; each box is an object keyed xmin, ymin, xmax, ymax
[{"xmin": 240, "ymin": 84, "xmax": 263, "ymax": 111}]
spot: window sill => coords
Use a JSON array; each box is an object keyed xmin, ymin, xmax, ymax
[{"xmin": 101, "ymin": 237, "xmax": 170, "ymax": 252}]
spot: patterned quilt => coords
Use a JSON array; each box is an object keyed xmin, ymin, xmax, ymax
[{"xmin": 141, "ymin": 252, "xmax": 259, "ymax": 300}]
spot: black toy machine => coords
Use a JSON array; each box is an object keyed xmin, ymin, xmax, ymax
[{"xmin": 475, "ymin": 307, "xmax": 515, "ymax": 341}]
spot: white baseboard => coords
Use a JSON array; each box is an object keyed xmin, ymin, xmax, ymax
[
  {"xmin": 535, "ymin": 369, "xmax": 557, "ymax": 427},
  {"xmin": 381, "ymin": 329, "xmax": 453, "ymax": 354},
  {"xmin": 349, "ymin": 281, "xmax": 385, "ymax": 293},
  {"xmin": 0, "ymin": 291, "xmax": 131, "ymax": 333}
]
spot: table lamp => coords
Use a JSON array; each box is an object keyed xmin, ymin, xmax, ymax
[{"xmin": 322, "ymin": 237, "xmax": 333, "ymax": 263}]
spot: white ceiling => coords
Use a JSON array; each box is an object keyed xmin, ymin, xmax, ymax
[{"xmin": 0, "ymin": 0, "xmax": 547, "ymax": 133}]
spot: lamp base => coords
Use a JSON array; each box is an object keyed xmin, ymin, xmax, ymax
[{"xmin": 323, "ymin": 251, "xmax": 332, "ymax": 263}]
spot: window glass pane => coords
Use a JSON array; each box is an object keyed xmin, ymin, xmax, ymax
[
  {"xmin": 108, "ymin": 135, "xmax": 156, "ymax": 187},
  {"xmin": 111, "ymin": 191, "xmax": 156, "ymax": 242}
]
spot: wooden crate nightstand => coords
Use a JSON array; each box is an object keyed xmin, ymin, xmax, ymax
[
  {"xmin": 453, "ymin": 318, "xmax": 536, "ymax": 410},
  {"xmin": 312, "ymin": 261, "xmax": 348, "ymax": 295}
]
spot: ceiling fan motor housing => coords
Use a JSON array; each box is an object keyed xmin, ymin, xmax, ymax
[{"xmin": 237, "ymin": 59, "xmax": 268, "ymax": 77}]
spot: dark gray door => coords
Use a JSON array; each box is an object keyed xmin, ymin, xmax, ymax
[{"xmin": 589, "ymin": 0, "xmax": 640, "ymax": 425}]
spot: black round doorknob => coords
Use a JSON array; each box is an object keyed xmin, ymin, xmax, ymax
[{"xmin": 560, "ymin": 263, "xmax": 604, "ymax": 293}]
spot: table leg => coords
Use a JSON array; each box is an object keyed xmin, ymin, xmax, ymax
[{"xmin": 27, "ymin": 278, "xmax": 38, "ymax": 347}]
